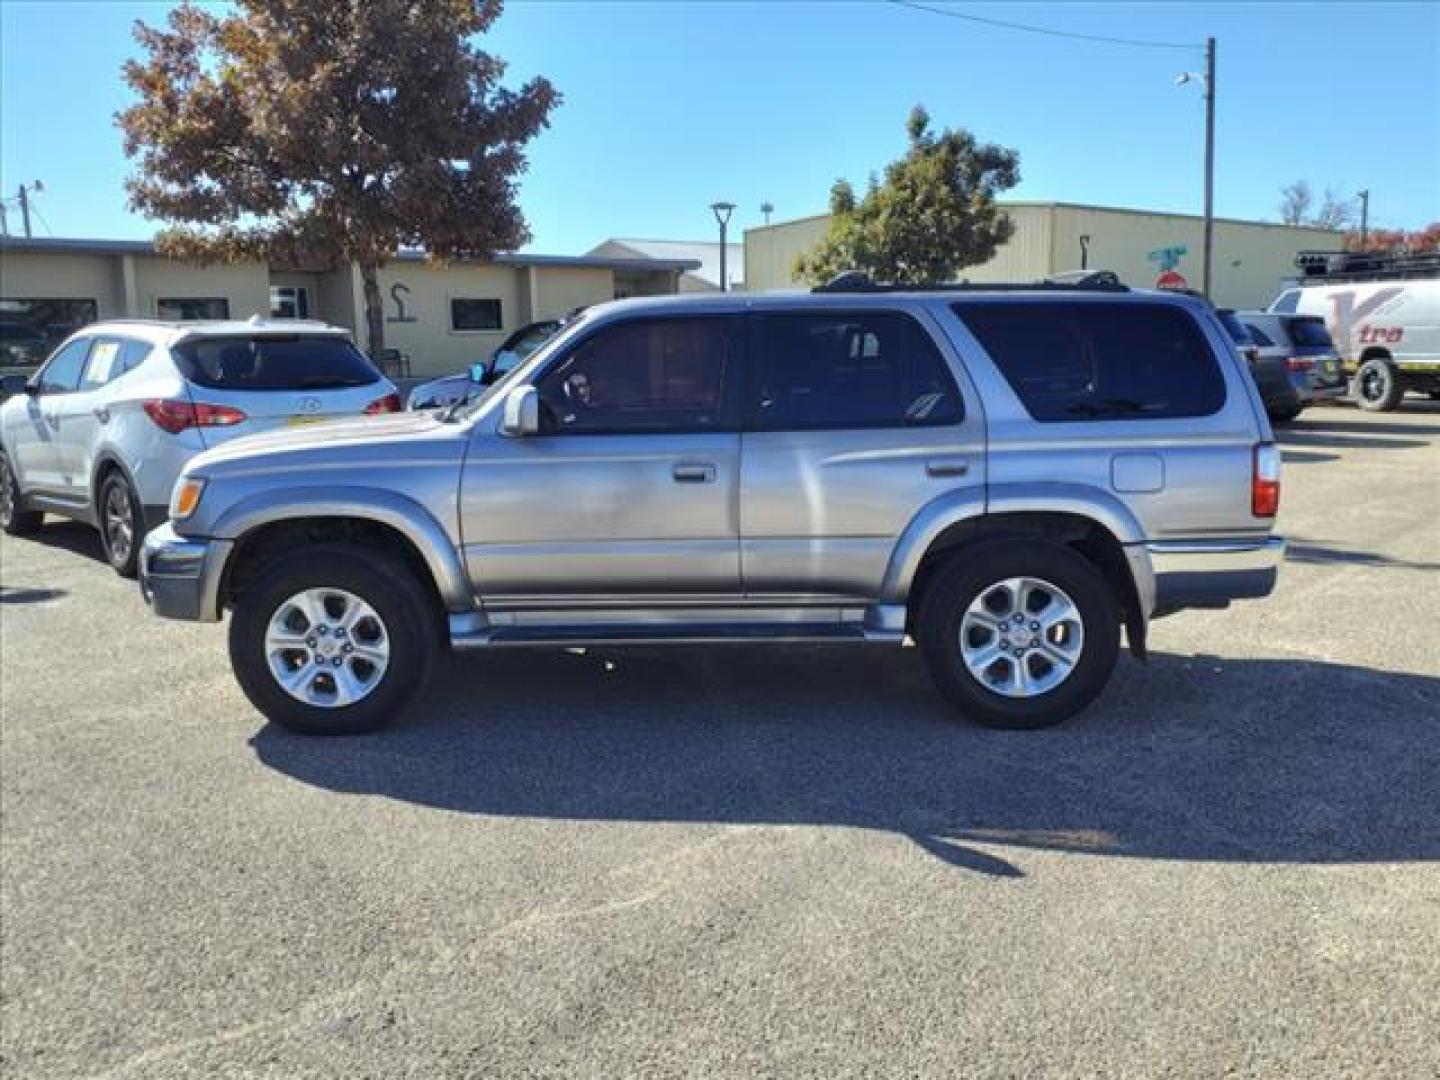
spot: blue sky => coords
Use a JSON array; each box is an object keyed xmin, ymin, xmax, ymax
[{"xmin": 2, "ymin": 1, "xmax": 1436, "ymax": 253}]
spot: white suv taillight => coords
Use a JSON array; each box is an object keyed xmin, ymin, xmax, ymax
[{"xmin": 1253, "ymin": 443, "xmax": 1281, "ymax": 517}]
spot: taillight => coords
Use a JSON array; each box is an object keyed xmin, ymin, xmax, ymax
[
  {"xmin": 1286, "ymin": 357, "xmax": 1316, "ymax": 372},
  {"xmin": 1253, "ymin": 443, "xmax": 1281, "ymax": 517},
  {"xmin": 364, "ymin": 392, "xmax": 401, "ymax": 415},
  {"xmin": 142, "ymin": 399, "xmax": 247, "ymax": 434}
]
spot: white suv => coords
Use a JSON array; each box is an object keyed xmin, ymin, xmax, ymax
[{"xmin": 0, "ymin": 318, "xmax": 398, "ymax": 575}]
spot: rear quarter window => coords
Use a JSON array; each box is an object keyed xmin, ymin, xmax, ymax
[
  {"xmin": 1286, "ymin": 317, "xmax": 1334, "ymax": 349},
  {"xmin": 171, "ymin": 335, "xmax": 380, "ymax": 391},
  {"xmin": 953, "ymin": 301, "xmax": 1227, "ymax": 422}
]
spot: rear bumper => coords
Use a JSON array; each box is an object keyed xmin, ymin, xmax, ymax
[
  {"xmin": 1147, "ymin": 537, "xmax": 1285, "ymax": 615},
  {"xmin": 138, "ymin": 522, "xmax": 231, "ymax": 623}
]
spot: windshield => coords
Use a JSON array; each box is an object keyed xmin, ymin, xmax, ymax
[
  {"xmin": 172, "ymin": 334, "xmax": 381, "ymax": 391},
  {"xmin": 452, "ymin": 317, "xmax": 587, "ymax": 421}
]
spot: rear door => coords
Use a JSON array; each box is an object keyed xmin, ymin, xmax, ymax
[
  {"xmin": 169, "ymin": 333, "xmax": 394, "ymax": 445},
  {"xmin": 739, "ymin": 307, "xmax": 984, "ymax": 598}
]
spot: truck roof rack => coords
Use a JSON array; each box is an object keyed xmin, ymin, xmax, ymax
[
  {"xmin": 812, "ymin": 269, "xmax": 1129, "ymax": 294},
  {"xmin": 1294, "ymin": 249, "xmax": 1440, "ymax": 283}
]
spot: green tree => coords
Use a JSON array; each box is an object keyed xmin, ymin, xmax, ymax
[
  {"xmin": 794, "ymin": 107, "xmax": 1020, "ymax": 286},
  {"xmin": 119, "ymin": 0, "xmax": 558, "ymax": 356}
]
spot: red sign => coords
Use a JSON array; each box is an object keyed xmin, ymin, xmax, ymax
[{"xmin": 1156, "ymin": 270, "xmax": 1189, "ymax": 290}]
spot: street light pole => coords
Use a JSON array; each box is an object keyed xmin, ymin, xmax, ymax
[
  {"xmin": 1357, "ymin": 189, "xmax": 1370, "ymax": 248},
  {"xmin": 1202, "ymin": 36, "xmax": 1215, "ymax": 300},
  {"xmin": 709, "ymin": 201, "xmax": 736, "ymax": 292}
]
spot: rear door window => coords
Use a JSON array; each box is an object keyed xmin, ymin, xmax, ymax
[
  {"xmin": 171, "ymin": 335, "xmax": 380, "ymax": 391},
  {"xmin": 954, "ymin": 301, "xmax": 1226, "ymax": 421},
  {"xmin": 747, "ymin": 311, "xmax": 963, "ymax": 429},
  {"xmin": 1270, "ymin": 290, "xmax": 1300, "ymax": 314}
]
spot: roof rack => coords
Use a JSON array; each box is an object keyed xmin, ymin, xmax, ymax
[
  {"xmin": 1294, "ymin": 249, "xmax": 1440, "ymax": 283},
  {"xmin": 812, "ymin": 269, "xmax": 1129, "ymax": 294}
]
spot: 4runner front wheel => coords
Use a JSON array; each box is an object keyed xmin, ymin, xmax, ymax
[
  {"xmin": 229, "ymin": 543, "xmax": 438, "ymax": 734},
  {"xmin": 917, "ymin": 539, "xmax": 1120, "ymax": 729}
]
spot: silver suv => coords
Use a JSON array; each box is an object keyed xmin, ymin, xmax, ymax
[
  {"xmin": 0, "ymin": 318, "xmax": 398, "ymax": 575},
  {"xmin": 139, "ymin": 281, "xmax": 1285, "ymax": 734}
]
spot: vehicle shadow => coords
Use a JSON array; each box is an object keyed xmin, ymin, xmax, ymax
[
  {"xmin": 1278, "ymin": 449, "xmax": 1339, "ymax": 465},
  {"xmin": 8, "ymin": 520, "xmax": 106, "ymax": 564},
  {"xmin": 1286, "ymin": 541, "xmax": 1440, "ymax": 572},
  {"xmin": 0, "ymin": 586, "xmax": 67, "ymax": 604},
  {"xmin": 1288, "ymin": 417, "xmax": 1440, "ymax": 438},
  {"xmin": 252, "ymin": 647, "xmax": 1440, "ymax": 876},
  {"xmin": 1275, "ymin": 430, "xmax": 1428, "ymax": 451}
]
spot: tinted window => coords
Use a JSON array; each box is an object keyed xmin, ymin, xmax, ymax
[
  {"xmin": 171, "ymin": 335, "xmax": 380, "ymax": 391},
  {"xmin": 955, "ymin": 301, "xmax": 1226, "ymax": 422},
  {"xmin": 1286, "ymin": 317, "xmax": 1333, "ymax": 349},
  {"xmin": 451, "ymin": 299, "xmax": 503, "ymax": 332},
  {"xmin": 79, "ymin": 339, "xmax": 126, "ymax": 391},
  {"xmin": 158, "ymin": 297, "xmax": 230, "ymax": 321},
  {"xmin": 0, "ymin": 298, "xmax": 98, "ymax": 372},
  {"xmin": 1270, "ymin": 290, "xmax": 1300, "ymax": 314},
  {"xmin": 749, "ymin": 311, "xmax": 962, "ymax": 429},
  {"xmin": 535, "ymin": 317, "xmax": 737, "ymax": 434},
  {"xmin": 37, "ymin": 338, "xmax": 92, "ymax": 394}
]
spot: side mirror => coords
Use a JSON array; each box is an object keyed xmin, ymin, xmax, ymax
[{"xmin": 499, "ymin": 385, "xmax": 539, "ymax": 436}]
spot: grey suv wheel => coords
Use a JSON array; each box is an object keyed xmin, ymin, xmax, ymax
[
  {"xmin": 0, "ymin": 452, "xmax": 43, "ymax": 536},
  {"xmin": 229, "ymin": 543, "xmax": 437, "ymax": 734},
  {"xmin": 98, "ymin": 471, "xmax": 142, "ymax": 577},
  {"xmin": 918, "ymin": 538, "xmax": 1120, "ymax": 729}
]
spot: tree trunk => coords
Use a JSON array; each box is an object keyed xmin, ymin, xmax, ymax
[{"xmin": 360, "ymin": 262, "xmax": 385, "ymax": 359}]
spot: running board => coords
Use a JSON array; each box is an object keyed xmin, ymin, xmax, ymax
[{"xmin": 448, "ymin": 619, "xmax": 903, "ymax": 650}]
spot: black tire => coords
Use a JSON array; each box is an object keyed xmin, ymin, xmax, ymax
[
  {"xmin": 1355, "ymin": 357, "xmax": 1404, "ymax": 412},
  {"xmin": 98, "ymin": 471, "xmax": 142, "ymax": 577},
  {"xmin": 917, "ymin": 538, "xmax": 1120, "ymax": 730},
  {"xmin": 228, "ymin": 543, "xmax": 438, "ymax": 734},
  {"xmin": 0, "ymin": 451, "xmax": 44, "ymax": 536}
]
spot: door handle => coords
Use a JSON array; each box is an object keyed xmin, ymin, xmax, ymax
[
  {"xmin": 926, "ymin": 458, "xmax": 969, "ymax": 478},
  {"xmin": 672, "ymin": 462, "xmax": 716, "ymax": 483}
]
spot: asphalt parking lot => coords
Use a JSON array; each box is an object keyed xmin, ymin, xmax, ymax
[{"xmin": 2, "ymin": 402, "xmax": 1438, "ymax": 1078}]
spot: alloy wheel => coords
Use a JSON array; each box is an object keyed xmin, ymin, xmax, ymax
[
  {"xmin": 103, "ymin": 482, "xmax": 135, "ymax": 565},
  {"xmin": 265, "ymin": 588, "xmax": 391, "ymax": 708},
  {"xmin": 958, "ymin": 576, "xmax": 1085, "ymax": 698}
]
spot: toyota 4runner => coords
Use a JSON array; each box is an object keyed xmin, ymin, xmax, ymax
[{"xmin": 139, "ymin": 278, "xmax": 1285, "ymax": 734}]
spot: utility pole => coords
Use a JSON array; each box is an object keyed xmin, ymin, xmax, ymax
[
  {"xmin": 18, "ymin": 185, "xmax": 32, "ymax": 238},
  {"xmin": 1357, "ymin": 189, "xmax": 1370, "ymax": 248},
  {"xmin": 1202, "ymin": 36, "xmax": 1215, "ymax": 300}
]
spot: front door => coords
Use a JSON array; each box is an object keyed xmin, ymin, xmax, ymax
[
  {"xmin": 459, "ymin": 315, "xmax": 744, "ymax": 600},
  {"xmin": 10, "ymin": 337, "xmax": 92, "ymax": 496},
  {"xmin": 50, "ymin": 337, "xmax": 127, "ymax": 500},
  {"xmin": 740, "ymin": 308, "xmax": 986, "ymax": 598}
]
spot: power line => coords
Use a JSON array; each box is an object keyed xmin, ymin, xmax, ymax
[
  {"xmin": 31, "ymin": 204, "xmax": 55, "ymax": 237},
  {"xmin": 886, "ymin": 0, "xmax": 1199, "ymax": 51}
]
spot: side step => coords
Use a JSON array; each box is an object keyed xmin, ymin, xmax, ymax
[{"xmin": 450, "ymin": 621, "xmax": 891, "ymax": 650}]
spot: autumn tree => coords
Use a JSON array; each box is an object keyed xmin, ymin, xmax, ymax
[
  {"xmin": 1343, "ymin": 222, "xmax": 1440, "ymax": 252},
  {"xmin": 794, "ymin": 107, "xmax": 1020, "ymax": 286},
  {"xmin": 119, "ymin": 0, "xmax": 558, "ymax": 356}
]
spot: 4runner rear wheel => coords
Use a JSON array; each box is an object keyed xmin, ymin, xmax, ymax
[
  {"xmin": 229, "ymin": 543, "xmax": 438, "ymax": 734},
  {"xmin": 1355, "ymin": 357, "xmax": 1404, "ymax": 412},
  {"xmin": 917, "ymin": 539, "xmax": 1120, "ymax": 729}
]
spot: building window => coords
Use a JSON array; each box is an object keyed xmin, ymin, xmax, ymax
[
  {"xmin": 450, "ymin": 298, "xmax": 503, "ymax": 332},
  {"xmin": 0, "ymin": 298, "xmax": 99, "ymax": 373},
  {"xmin": 157, "ymin": 297, "xmax": 230, "ymax": 321},
  {"xmin": 269, "ymin": 286, "xmax": 310, "ymax": 319}
]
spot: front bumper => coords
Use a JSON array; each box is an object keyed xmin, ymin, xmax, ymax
[
  {"xmin": 138, "ymin": 522, "xmax": 232, "ymax": 623},
  {"xmin": 1147, "ymin": 537, "xmax": 1285, "ymax": 615}
]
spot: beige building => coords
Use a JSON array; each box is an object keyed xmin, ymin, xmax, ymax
[
  {"xmin": 744, "ymin": 202, "xmax": 1344, "ymax": 310},
  {"xmin": 588, "ymin": 238, "xmax": 744, "ymax": 292},
  {"xmin": 0, "ymin": 237, "xmax": 698, "ymax": 378}
]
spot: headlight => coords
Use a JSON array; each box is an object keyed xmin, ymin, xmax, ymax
[{"xmin": 170, "ymin": 477, "xmax": 206, "ymax": 520}]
